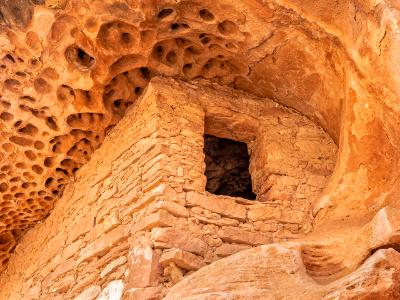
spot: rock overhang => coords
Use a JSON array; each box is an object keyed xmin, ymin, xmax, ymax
[{"xmin": 0, "ymin": 0, "xmax": 399, "ymax": 285}]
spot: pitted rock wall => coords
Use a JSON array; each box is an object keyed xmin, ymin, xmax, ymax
[
  {"xmin": 0, "ymin": 0, "xmax": 355, "ymax": 266},
  {"xmin": 0, "ymin": 0, "xmax": 399, "ymax": 299}
]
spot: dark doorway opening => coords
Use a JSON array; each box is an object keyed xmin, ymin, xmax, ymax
[{"xmin": 204, "ymin": 135, "xmax": 256, "ymax": 200}]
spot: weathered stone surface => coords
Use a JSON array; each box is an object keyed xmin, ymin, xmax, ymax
[
  {"xmin": 97, "ymin": 280, "xmax": 124, "ymax": 300},
  {"xmin": 125, "ymin": 246, "xmax": 161, "ymax": 289},
  {"xmin": 77, "ymin": 225, "xmax": 130, "ymax": 265},
  {"xmin": 0, "ymin": 1, "xmax": 342, "ymax": 267},
  {"xmin": 123, "ymin": 287, "xmax": 161, "ymax": 300},
  {"xmin": 218, "ymin": 226, "xmax": 272, "ymax": 246},
  {"xmin": 0, "ymin": 1, "xmax": 400, "ymax": 298},
  {"xmin": 322, "ymin": 248, "xmax": 400, "ymax": 299},
  {"xmin": 0, "ymin": 0, "xmax": 34, "ymax": 28},
  {"xmin": 0, "ymin": 76, "xmax": 398, "ymax": 299},
  {"xmin": 165, "ymin": 246, "xmax": 400, "ymax": 300},
  {"xmin": 151, "ymin": 228, "xmax": 208, "ymax": 256},
  {"xmin": 159, "ymin": 248, "xmax": 205, "ymax": 271},
  {"xmin": 73, "ymin": 285, "xmax": 101, "ymax": 300},
  {"xmin": 215, "ymin": 243, "xmax": 251, "ymax": 258},
  {"xmin": 187, "ymin": 192, "xmax": 247, "ymax": 221},
  {"xmin": 147, "ymin": 201, "xmax": 189, "ymax": 218},
  {"xmin": 23, "ymin": 284, "xmax": 41, "ymax": 300},
  {"xmin": 100, "ymin": 256, "xmax": 127, "ymax": 279},
  {"xmin": 248, "ymin": 204, "xmax": 281, "ymax": 222},
  {"xmin": 163, "ymin": 262, "xmax": 184, "ymax": 284}
]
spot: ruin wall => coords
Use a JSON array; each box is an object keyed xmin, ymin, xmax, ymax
[{"xmin": 0, "ymin": 78, "xmax": 337, "ymax": 299}]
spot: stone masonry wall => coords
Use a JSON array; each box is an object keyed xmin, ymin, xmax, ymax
[{"xmin": 0, "ymin": 77, "xmax": 337, "ymax": 299}]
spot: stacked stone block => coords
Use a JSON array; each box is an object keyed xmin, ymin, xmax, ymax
[{"xmin": 0, "ymin": 78, "xmax": 337, "ymax": 299}]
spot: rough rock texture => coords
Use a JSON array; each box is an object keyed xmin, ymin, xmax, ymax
[
  {"xmin": 166, "ymin": 205, "xmax": 400, "ymax": 299},
  {"xmin": 0, "ymin": 78, "xmax": 337, "ymax": 299},
  {"xmin": 0, "ymin": 0, "xmax": 399, "ymax": 299},
  {"xmin": 166, "ymin": 246, "xmax": 400, "ymax": 299},
  {"xmin": 0, "ymin": 0, "xmax": 345, "ymax": 266}
]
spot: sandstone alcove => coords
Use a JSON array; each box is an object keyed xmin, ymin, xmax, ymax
[{"xmin": 0, "ymin": 0, "xmax": 399, "ymax": 299}]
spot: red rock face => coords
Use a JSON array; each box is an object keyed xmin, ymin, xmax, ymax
[{"xmin": 0, "ymin": 0, "xmax": 399, "ymax": 299}]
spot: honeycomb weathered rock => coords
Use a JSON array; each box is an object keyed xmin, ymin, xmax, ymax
[
  {"xmin": 1, "ymin": 2, "xmax": 400, "ymax": 299},
  {"xmin": 0, "ymin": 0, "xmax": 351, "ymax": 266},
  {"xmin": 0, "ymin": 0, "xmax": 269, "ymax": 265}
]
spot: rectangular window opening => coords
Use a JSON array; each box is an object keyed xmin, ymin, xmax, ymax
[{"xmin": 204, "ymin": 134, "xmax": 256, "ymax": 200}]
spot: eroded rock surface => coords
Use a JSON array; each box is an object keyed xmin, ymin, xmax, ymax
[
  {"xmin": 166, "ymin": 205, "xmax": 400, "ymax": 299},
  {"xmin": 0, "ymin": 0, "xmax": 274, "ymax": 265},
  {"xmin": 166, "ymin": 245, "xmax": 400, "ymax": 300},
  {"xmin": 0, "ymin": 0, "xmax": 346, "ymax": 265},
  {"xmin": 0, "ymin": 0, "xmax": 399, "ymax": 299}
]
